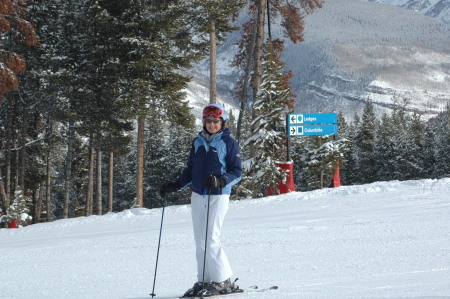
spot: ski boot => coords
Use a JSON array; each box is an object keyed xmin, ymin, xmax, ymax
[
  {"xmin": 201, "ymin": 278, "xmax": 232, "ymax": 296},
  {"xmin": 182, "ymin": 282, "xmax": 209, "ymax": 297}
]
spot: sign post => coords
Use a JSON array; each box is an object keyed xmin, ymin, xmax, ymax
[
  {"xmin": 287, "ymin": 113, "xmax": 338, "ymax": 136},
  {"xmin": 286, "ymin": 112, "xmax": 341, "ymax": 189}
]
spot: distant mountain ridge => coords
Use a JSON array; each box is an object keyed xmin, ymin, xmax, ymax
[
  {"xmin": 189, "ymin": 0, "xmax": 450, "ymax": 120},
  {"xmin": 362, "ymin": 0, "xmax": 450, "ymax": 25}
]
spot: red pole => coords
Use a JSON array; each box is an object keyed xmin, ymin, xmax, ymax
[
  {"xmin": 9, "ymin": 219, "xmax": 19, "ymax": 228},
  {"xmin": 331, "ymin": 161, "xmax": 341, "ymax": 187},
  {"xmin": 268, "ymin": 162, "xmax": 296, "ymax": 195}
]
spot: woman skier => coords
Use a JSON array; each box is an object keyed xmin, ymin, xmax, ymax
[{"xmin": 160, "ymin": 104, "xmax": 242, "ymax": 297}]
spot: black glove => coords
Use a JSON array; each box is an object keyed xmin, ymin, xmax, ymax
[
  {"xmin": 204, "ymin": 175, "xmax": 226, "ymax": 189},
  {"xmin": 160, "ymin": 181, "xmax": 179, "ymax": 197}
]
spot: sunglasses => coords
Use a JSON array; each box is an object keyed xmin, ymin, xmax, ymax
[
  {"xmin": 203, "ymin": 105, "xmax": 225, "ymax": 118},
  {"xmin": 205, "ymin": 118, "xmax": 221, "ymax": 124}
]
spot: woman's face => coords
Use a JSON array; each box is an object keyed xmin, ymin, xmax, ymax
[{"xmin": 205, "ymin": 116, "xmax": 222, "ymax": 134}]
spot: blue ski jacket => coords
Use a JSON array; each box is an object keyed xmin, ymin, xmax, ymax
[{"xmin": 176, "ymin": 128, "xmax": 242, "ymax": 195}]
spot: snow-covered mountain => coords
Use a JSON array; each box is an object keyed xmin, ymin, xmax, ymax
[
  {"xmin": 1, "ymin": 178, "xmax": 449, "ymax": 298},
  {"xmin": 190, "ymin": 0, "xmax": 450, "ymax": 120},
  {"xmin": 362, "ymin": 0, "xmax": 450, "ymax": 25}
]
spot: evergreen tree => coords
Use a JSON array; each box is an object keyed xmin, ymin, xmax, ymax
[
  {"xmin": 423, "ymin": 117, "xmax": 438, "ymax": 178},
  {"xmin": 375, "ymin": 113, "xmax": 396, "ymax": 181},
  {"xmin": 431, "ymin": 105, "xmax": 450, "ymax": 178},
  {"xmin": 296, "ymin": 135, "xmax": 348, "ymax": 190},
  {"xmin": 143, "ymin": 107, "xmax": 166, "ymax": 209},
  {"xmin": 109, "ymin": 0, "xmax": 210, "ymax": 207},
  {"xmin": 356, "ymin": 100, "xmax": 377, "ymax": 183},
  {"xmin": 237, "ymin": 108, "xmax": 253, "ymax": 161},
  {"xmin": 163, "ymin": 112, "xmax": 197, "ymax": 206},
  {"xmin": 404, "ymin": 112, "xmax": 426, "ymax": 179},
  {"xmin": 242, "ymin": 42, "xmax": 294, "ymax": 197},
  {"xmin": 232, "ymin": 0, "xmax": 323, "ymax": 161},
  {"xmin": 112, "ymin": 145, "xmax": 136, "ymax": 211},
  {"xmin": 341, "ymin": 114, "xmax": 361, "ymax": 185},
  {"xmin": 386, "ymin": 101, "xmax": 418, "ymax": 180},
  {"xmin": 0, "ymin": 188, "xmax": 32, "ymax": 226},
  {"xmin": 0, "ymin": 0, "xmax": 40, "ymax": 220}
]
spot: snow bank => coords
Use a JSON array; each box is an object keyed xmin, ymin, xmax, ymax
[{"xmin": 1, "ymin": 178, "xmax": 449, "ymax": 298}]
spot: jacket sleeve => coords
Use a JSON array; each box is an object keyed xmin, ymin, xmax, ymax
[
  {"xmin": 176, "ymin": 140, "xmax": 195, "ymax": 189},
  {"xmin": 221, "ymin": 138, "xmax": 242, "ymax": 186}
]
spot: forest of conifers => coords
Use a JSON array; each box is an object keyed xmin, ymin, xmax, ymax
[{"xmin": 1, "ymin": 1, "xmax": 448, "ymax": 226}]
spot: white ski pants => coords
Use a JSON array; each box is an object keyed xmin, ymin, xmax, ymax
[{"xmin": 191, "ymin": 192, "xmax": 233, "ymax": 283}]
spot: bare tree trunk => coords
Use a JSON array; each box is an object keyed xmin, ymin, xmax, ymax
[
  {"xmin": 19, "ymin": 107, "xmax": 26, "ymax": 188},
  {"xmin": 250, "ymin": 0, "xmax": 267, "ymax": 159},
  {"xmin": 5, "ymin": 149, "xmax": 11, "ymax": 209},
  {"xmin": 0, "ymin": 168, "xmax": 8, "ymax": 216},
  {"xmin": 108, "ymin": 150, "xmax": 114, "ymax": 213},
  {"xmin": 5, "ymin": 96, "xmax": 12, "ymax": 203},
  {"xmin": 32, "ymin": 186, "xmax": 40, "ymax": 224},
  {"xmin": 14, "ymin": 150, "xmax": 19, "ymax": 188},
  {"xmin": 136, "ymin": 115, "xmax": 145, "ymax": 208},
  {"xmin": 5, "ymin": 156, "xmax": 11, "ymax": 208},
  {"xmin": 86, "ymin": 138, "xmax": 95, "ymax": 216},
  {"xmin": 95, "ymin": 149, "xmax": 102, "ymax": 215},
  {"xmin": 209, "ymin": 17, "xmax": 217, "ymax": 104},
  {"xmin": 34, "ymin": 183, "xmax": 43, "ymax": 223},
  {"xmin": 63, "ymin": 124, "xmax": 74, "ymax": 218},
  {"xmin": 45, "ymin": 143, "xmax": 52, "ymax": 222},
  {"xmin": 236, "ymin": 24, "xmax": 257, "ymax": 144}
]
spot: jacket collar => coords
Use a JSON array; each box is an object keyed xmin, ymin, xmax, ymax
[{"xmin": 200, "ymin": 127, "xmax": 229, "ymax": 142}]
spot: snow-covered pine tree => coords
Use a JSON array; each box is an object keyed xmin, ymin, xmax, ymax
[
  {"xmin": 382, "ymin": 100, "xmax": 418, "ymax": 180},
  {"xmin": 0, "ymin": 0, "xmax": 40, "ymax": 223},
  {"xmin": 431, "ymin": 104, "xmax": 450, "ymax": 178},
  {"xmin": 143, "ymin": 107, "xmax": 166, "ymax": 209},
  {"xmin": 242, "ymin": 42, "xmax": 294, "ymax": 197},
  {"xmin": 109, "ymin": 0, "xmax": 211, "ymax": 207},
  {"xmin": 357, "ymin": 100, "xmax": 377, "ymax": 184},
  {"xmin": 113, "ymin": 137, "xmax": 137, "ymax": 211},
  {"xmin": 403, "ymin": 112, "xmax": 426, "ymax": 179},
  {"xmin": 0, "ymin": 188, "xmax": 32, "ymax": 227},
  {"xmin": 237, "ymin": 108, "xmax": 252, "ymax": 161},
  {"xmin": 423, "ymin": 117, "xmax": 438, "ymax": 178},
  {"xmin": 296, "ymin": 135, "xmax": 349, "ymax": 190},
  {"xmin": 375, "ymin": 113, "xmax": 396, "ymax": 181},
  {"xmin": 16, "ymin": 0, "xmax": 65, "ymax": 221},
  {"xmin": 240, "ymin": 0, "xmax": 323, "ymax": 161},
  {"xmin": 340, "ymin": 113, "xmax": 361, "ymax": 185},
  {"xmin": 163, "ymin": 107, "xmax": 197, "ymax": 206},
  {"xmin": 227, "ymin": 109, "xmax": 238, "ymax": 138}
]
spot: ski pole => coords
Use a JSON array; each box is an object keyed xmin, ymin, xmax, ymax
[
  {"xmin": 150, "ymin": 194, "xmax": 167, "ymax": 298},
  {"xmin": 200, "ymin": 187, "xmax": 212, "ymax": 299}
]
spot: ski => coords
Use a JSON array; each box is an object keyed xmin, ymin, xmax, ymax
[
  {"xmin": 247, "ymin": 285, "xmax": 279, "ymax": 292},
  {"xmin": 179, "ymin": 291, "xmax": 243, "ymax": 299},
  {"xmin": 178, "ymin": 285, "xmax": 278, "ymax": 298},
  {"xmin": 179, "ymin": 289, "xmax": 243, "ymax": 299}
]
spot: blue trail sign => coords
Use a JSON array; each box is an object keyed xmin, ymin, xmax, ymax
[
  {"xmin": 288, "ymin": 124, "xmax": 338, "ymax": 136},
  {"xmin": 288, "ymin": 113, "xmax": 337, "ymax": 125}
]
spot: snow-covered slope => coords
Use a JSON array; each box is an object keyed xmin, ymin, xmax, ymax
[
  {"xmin": 1, "ymin": 178, "xmax": 449, "ymax": 298},
  {"xmin": 191, "ymin": 0, "xmax": 450, "ymax": 120}
]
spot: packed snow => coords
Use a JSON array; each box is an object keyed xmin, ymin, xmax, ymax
[{"xmin": 1, "ymin": 179, "xmax": 449, "ymax": 299}]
